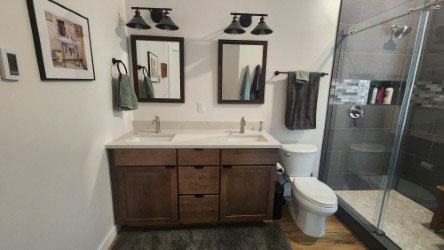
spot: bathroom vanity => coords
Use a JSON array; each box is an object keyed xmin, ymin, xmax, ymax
[{"xmin": 106, "ymin": 129, "xmax": 281, "ymax": 226}]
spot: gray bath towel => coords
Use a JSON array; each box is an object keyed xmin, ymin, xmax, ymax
[
  {"xmin": 285, "ymin": 72, "xmax": 321, "ymax": 130},
  {"xmin": 117, "ymin": 74, "xmax": 138, "ymax": 111}
]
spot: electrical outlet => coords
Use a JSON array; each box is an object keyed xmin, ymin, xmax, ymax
[{"xmin": 197, "ymin": 102, "xmax": 206, "ymax": 113}]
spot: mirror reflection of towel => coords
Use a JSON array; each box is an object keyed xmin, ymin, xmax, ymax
[
  {"xmin": 144, "ymin": 76, "xmax": 155, "ymax": 98},
  {"xmin": 250, "ymin": 65, "xmax": 261, "ymax": 100},
  {"xmin": 240, "ymin": 66, "xmax": 251, "ymax": 100}
]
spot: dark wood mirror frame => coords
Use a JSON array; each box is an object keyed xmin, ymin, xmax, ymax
[
  {"xmin": 130, "ymin": 35, "xmax": 185, "ymax": 103},
  {"xmin": 218, "ymin": 40, "xmax": 268, "ymax": 104}
]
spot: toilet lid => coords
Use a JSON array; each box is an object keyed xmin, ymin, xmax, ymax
[{"xmin": 292, "ymin": 177, "xmax": 337, "ymax": 207}]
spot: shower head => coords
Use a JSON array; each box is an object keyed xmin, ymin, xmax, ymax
[{"xmin": 392, "ymin": 25, "xmax": 412, "ymax": 39}]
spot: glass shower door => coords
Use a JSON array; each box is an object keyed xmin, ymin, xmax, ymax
[{"xmin": 321, "ymin": 0, "xmax": 431, "ymax": 233}]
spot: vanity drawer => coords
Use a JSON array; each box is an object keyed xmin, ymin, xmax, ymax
[
  {"xmin": 221, "ymin": 149, "xmax": 279, "ymax": 165},
  {"xmin": 113, "ymin": 149, "xmax": 177, "ymax": 166},
  {"xmin": 178, "ymin": 149, "xmax": 220, "ymax": 165},
  {"xmin": 179, "ymin": 166, "xmax": 220, "ymax": 194},
  {"xmin": 179, "ymin": 195, "xmax": 219, "ymax": 224}
]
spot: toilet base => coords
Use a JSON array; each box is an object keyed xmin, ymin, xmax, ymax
[
  {"xmin": 296, "ymin": 208, "xmax": 326, "ymax": 238},
  {"xmin": 288, "ymin": 196, "xmax": 327, "ymax": 238}
]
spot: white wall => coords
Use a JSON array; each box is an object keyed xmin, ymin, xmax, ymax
[
  {"xmin": 127, "ymin": 0, "xmax": 341, "ymax": 176},
  {"xmin": 0, "ymin": 0, "xmax": 131, "ymax": 249}
]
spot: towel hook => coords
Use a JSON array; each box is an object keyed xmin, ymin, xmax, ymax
[
  {"xmin": 112, "ymin": 58, "xmax": 128, "ymax": 75},
  {"xmin": 137, "ymin": 65, "xmax": 149, "ymax": 78}
]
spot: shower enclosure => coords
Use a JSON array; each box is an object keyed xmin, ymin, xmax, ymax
[{"xmin": 320, "ymin": 0, "xmax": 444, "ymax": 249}]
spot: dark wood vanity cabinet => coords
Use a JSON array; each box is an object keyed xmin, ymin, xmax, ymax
[
  {"xmin": 107, "ymin": 148, "xmax": 278, "ymax": 226},
  {"xmin": 219, "ymin": 149, "xmax": 278, "ymax": 222}
]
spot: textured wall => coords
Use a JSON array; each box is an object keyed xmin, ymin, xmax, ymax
[{"xmin": 0, "ymin": 0, "xmax": 132, "ymax": 249}]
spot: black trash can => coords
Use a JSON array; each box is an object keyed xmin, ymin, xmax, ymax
[{"xmin": 273, "ymin": 182, "xmax": 284, "ymax": 220}]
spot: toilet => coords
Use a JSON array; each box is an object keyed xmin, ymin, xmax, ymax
[{"xmin": 279, "ymin": 144, "xmax": 338, "ymax": 238}]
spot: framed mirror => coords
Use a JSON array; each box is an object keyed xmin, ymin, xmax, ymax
[
  {"xmin": 218, "ymin": 40, "xmax": 268, "ymax": 104},
  {"xmin": 130, "ymin": 35, "xmax": 184, "ymax": 103}
]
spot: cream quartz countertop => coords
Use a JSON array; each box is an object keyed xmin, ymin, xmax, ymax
[{"xmin": 106, "ymin": 129, "xmax": 282, "ymax": 149}]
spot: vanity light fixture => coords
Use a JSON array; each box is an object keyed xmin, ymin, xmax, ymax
[
  {"xmin": 224, "ymin": 13, "xmax": 273, "ymax": 35},
  {"xmin": 224, "ymin": 15, "xmax": 246, "ymax": 34},
  {"xmin": 155, "ymin": 10, "xmax": 179, "ymax": 31},
  {"xmin": 251, "ymin": 16, "xmax": 273, "ymax": 35},
  {"xmin": 127, "ymin": 7, "xmax": 179, "ymax": 31},
  {"xmin": 126, "ymin": 9, "xmax": 151, "ymax": 30}
]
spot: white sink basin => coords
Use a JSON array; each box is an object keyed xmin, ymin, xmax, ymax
[
  {"xmin": 127, "ymin": 132, "xmax": 175, "ymax": 143},
  {"xmin": 225, "ymin": 134, "xmax": 268, "ymax": 143}
]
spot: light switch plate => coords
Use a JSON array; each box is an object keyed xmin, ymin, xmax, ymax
[
  {"xmin": 197, "ymin": 102, "xmax": 206, "ymax": 113},
  {"xmin": 0, "ymin": 48, "xmax": 20, "ymax": 81}
]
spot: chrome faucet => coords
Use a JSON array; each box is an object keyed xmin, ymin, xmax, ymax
[
  {"xmin": 240, "ymin": 117, "xmax": 246, "ymax": 133},
  {"xmin": 152, "ymin": 116, "xmax": 161, "ymax": 133}
]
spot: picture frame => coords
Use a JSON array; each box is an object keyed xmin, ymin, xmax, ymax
[
  {"xmin": 147, "ymin": 51, "xmax": 159, "ymax": 83},
  {"xmin": 26, "ymin": 0, "xmax": 95, "ymax": 80}
]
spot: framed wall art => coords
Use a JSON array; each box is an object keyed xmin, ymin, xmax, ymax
[
  {"xmin": 27, "ymin": 0, "xmax": 95, "ymax": 80},
  {"xmin": 147, "ymin": 51, "xmax": 158, "ymax": 83}
]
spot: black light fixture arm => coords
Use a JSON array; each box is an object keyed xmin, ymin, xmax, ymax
[
  {"xmin": 230, "ymin": 12, "xmax": 268, "ymax": 17},
  {"xmin": 131, "ymin": 7, "xmax": 173, "ymax": 12}
]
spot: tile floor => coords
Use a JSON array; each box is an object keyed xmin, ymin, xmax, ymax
[{"xmin": 336, "ymin": 190, "xmax": 444, "ymax": 250}]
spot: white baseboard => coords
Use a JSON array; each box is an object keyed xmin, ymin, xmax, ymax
[{"xmin": 98, "ymin": 225, "xmax": 120, "ymax": 250}]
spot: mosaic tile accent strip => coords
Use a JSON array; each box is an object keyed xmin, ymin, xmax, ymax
[
  {"xmin": 412, "ymin": 81, "xmax": 444, "ymax": 109},
  {"xmin": 330, "ymin": 79, "xmax": 371, "ymax": 104}
]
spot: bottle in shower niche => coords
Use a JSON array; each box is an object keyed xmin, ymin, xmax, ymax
[
  {"xmin": 370, "ymin": 84, "xmax": 379, "ymax": 104},
  {"xmin": 376, "ymin": 85, "xmax": 385, "ymax": 104},
  {"xmin": 383, "ymin": 85, "xmax": 394, "ymax": 104}
]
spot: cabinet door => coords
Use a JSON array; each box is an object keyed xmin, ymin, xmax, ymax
[
  {"xmin": 115, "ymin": 166, "xmax": 178, "ymax": 225},
  {"xmin": 220, "ymin": 165, "xmax": 276, "ymax": 222}
]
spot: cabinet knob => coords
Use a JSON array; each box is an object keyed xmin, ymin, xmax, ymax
[
  {"xmin": 223, "ymin": 165, "xmax": 232, "ymax": 168},
  {"xmin": 194, "ymin": 194, "xmax": 204, "ymax": 198},
  {"xmin": 165, "ymin": 165, "xmax": 176, "ymax": 169},
  {"xmin": 193, "ymin": 148, "xmax": 204, "ymax": 151},
  {"xmin": 194, "ymin": 165, "xmax": 204, "ymax": 169}
]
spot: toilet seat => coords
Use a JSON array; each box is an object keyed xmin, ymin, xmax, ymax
[{"xmin": 292, "ymin": 177, "xmax": 337, "ymax": 208}]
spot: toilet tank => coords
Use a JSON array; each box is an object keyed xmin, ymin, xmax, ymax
[{"xmin": 279, "ymin": 144, "xmax": 318, "ymax": 177}]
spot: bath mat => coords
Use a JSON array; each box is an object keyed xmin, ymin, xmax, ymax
[{"xmin": 111, "ymin": 222, "xmax": 292, "ymax": 250}]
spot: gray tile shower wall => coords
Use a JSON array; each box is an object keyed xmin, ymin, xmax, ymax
[
  {"xmin": 395, "ymin": 106, "xmax": 444, "ymax": 210},
  {"xmin": 334, "ymin": 0, "xmax": 420, "ymax": 81},
  {"xmin": 414, "ymin": 7, "xmax": 444, "ymax": 109},
  {"xmin": 322, "ymin": 104, "xmax": 397, "ymax": 190},
  {"xmin": 419, "ymin": 7, "xmax": 444, "ymax": 83}
]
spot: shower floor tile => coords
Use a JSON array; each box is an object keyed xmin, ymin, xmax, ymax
[{"xmin": 336, "ymin": 190, "xmax": 444, "ymax": 250}]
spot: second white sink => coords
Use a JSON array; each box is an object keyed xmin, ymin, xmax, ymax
[{"xmin": 225, "ymin": 134, "xmax": 268, "ymax": 143}]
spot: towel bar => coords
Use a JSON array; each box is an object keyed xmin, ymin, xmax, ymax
[{"xmin": 274, "ymin": 71, "xmax": 329, "ymax": 77}]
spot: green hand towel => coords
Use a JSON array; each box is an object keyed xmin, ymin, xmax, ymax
[
  {"xmin": 240, "ymin": 66, "xmax": 251, "ymax": 100},
  {"xmin": 144, "ymin": 76, "xmax": 155, "ymax": 98},
  {"xmin": 117, "ymin": 74, "xmax": 138, "ymax": 111},
  {"xmin": 295, "ymin": 70, "xmax": 309, "ymax": 84}
]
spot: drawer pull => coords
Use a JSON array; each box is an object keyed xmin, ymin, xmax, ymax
[
  {"xmin": 193, "ymin": 148, "xmax": 205, "ymax": 151},
  {"xmin": 165, "ymin": 165, "xmax": 176, "ymax": 169},
  {"xmin": 194, "ymin": 194, "xmax": 204, "ymax": 198},
  {"xmin": 222, "ymin": 165, "xmax": 232, "ymax": 168},
  {"xmin": 194, "ymin": 165, "xmax": 204, "ymax": 169}
]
